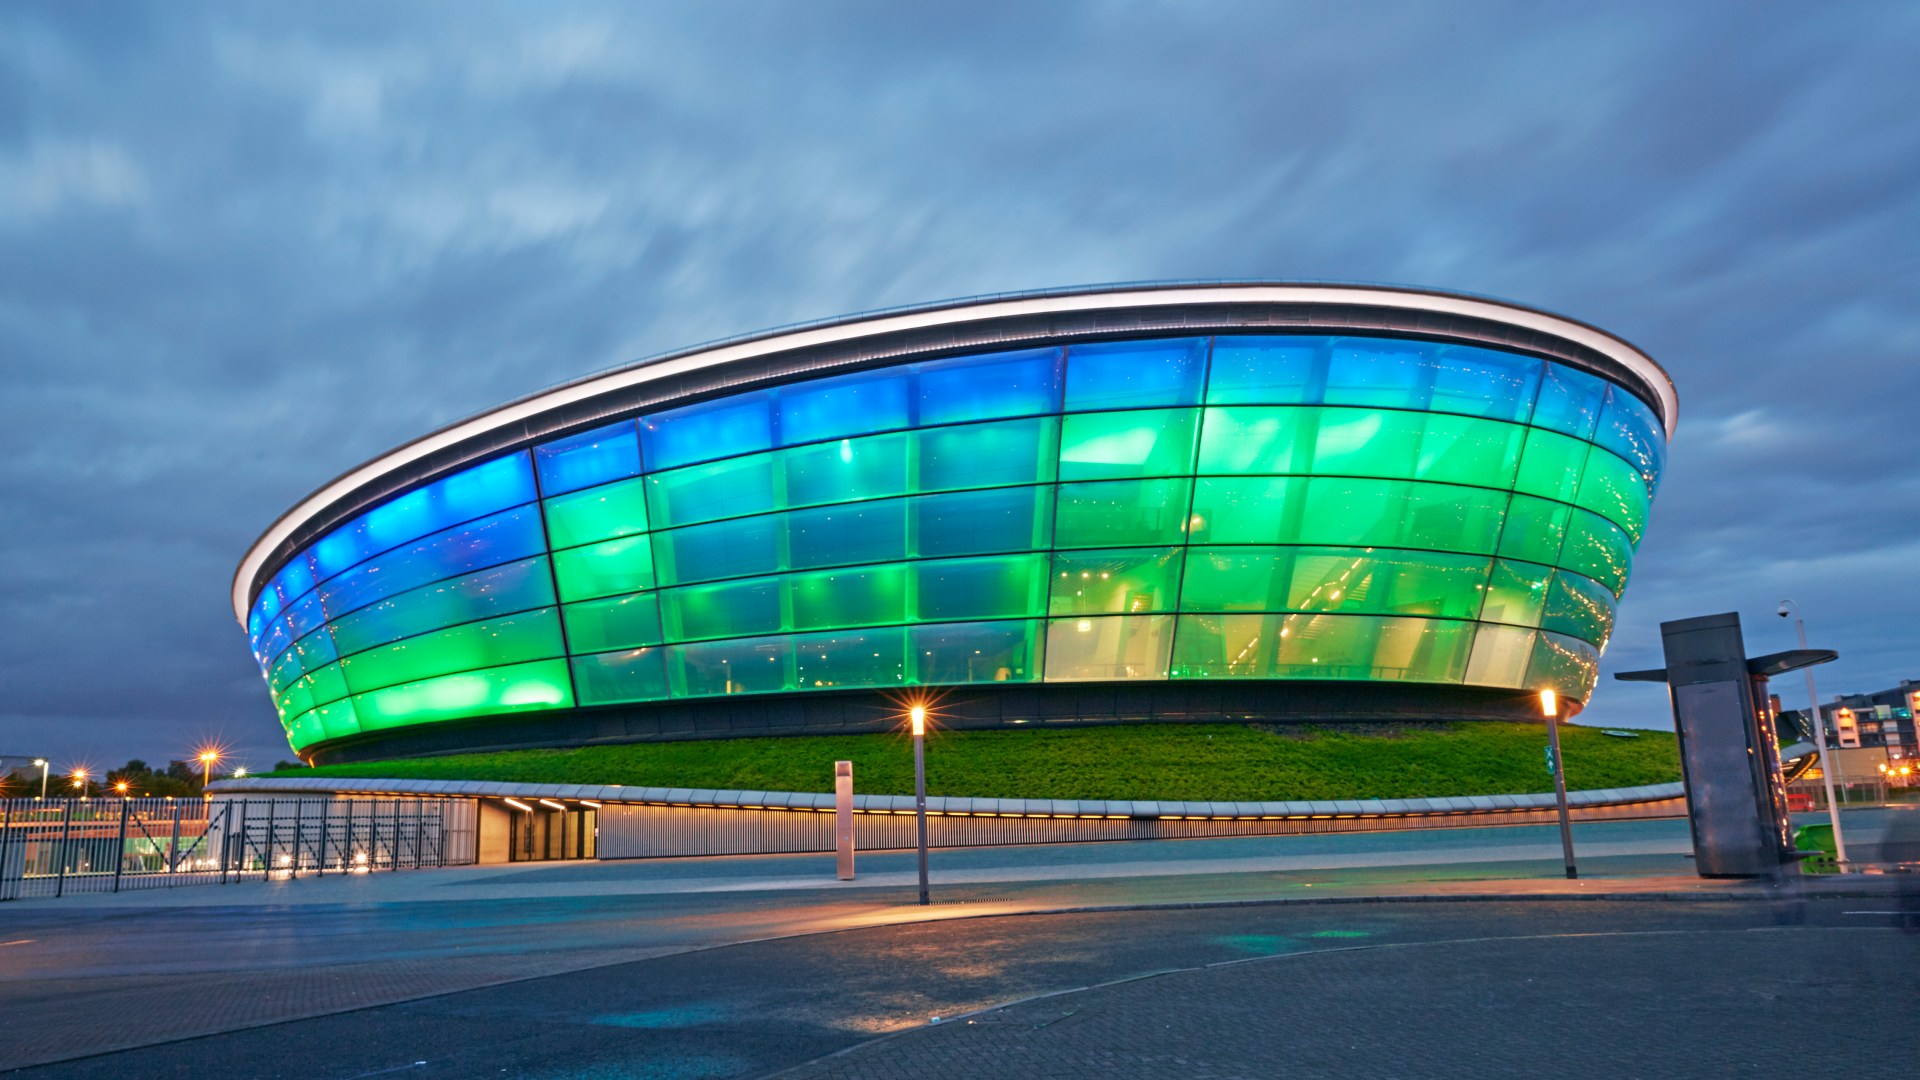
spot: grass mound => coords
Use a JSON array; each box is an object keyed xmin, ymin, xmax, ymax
[{"xmin": 268, "ymin": 721, "xmax": 1679, "ymax": 803}]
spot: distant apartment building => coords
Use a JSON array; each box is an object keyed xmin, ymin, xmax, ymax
[{"xmin": 1781, "ymin": 679, "xmax": 1920, "ymax": 760}]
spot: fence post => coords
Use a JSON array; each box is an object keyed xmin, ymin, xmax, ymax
[
  {"xmin": 54, "ymin": 800, "xmax": 74, "ymax": 899},
  {"xmin": 262, "ymin": 799, "xmax": 278, "ymax": 878},
  {"xmin": 290, "ymin": 799, "xmax": 304, "ymax": 880},
  {"xmin": 112, "ymin": 798, "xmax": 131, "ymax": 893},
  {"xmin": 1, "ymin": 800, "xmax": 14, "ymax": 902},
  {"xmin": 317, "ymin": 799, "xmax": 331, "ymax": 874},
  {"xmin": 166, "ymin": 802, "xmax": 182, "ymax": 881}
]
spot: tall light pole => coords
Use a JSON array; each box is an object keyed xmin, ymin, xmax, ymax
[
  {"xmin": 910, "ymin": 704, "xmax": 929, "ymax": 906},
  {"xmin": 33, "ymin": 758, "xmax": 48, "ymax": 800},
  {"xmin": 199, "ymin": 750, "xmax": 220, "ymax": 797},
  {"xmin": 1541, "ymin": 689, "xmax": 1577, "ymax": 880},
  {"xmin": 1780, "ymin": 599, "xmax": 1846, "ymax": 868}
]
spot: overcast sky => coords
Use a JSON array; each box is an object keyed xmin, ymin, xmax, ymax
[{"xmin": 2, "ymin": 2, "xmax": 1916, "ymax": 775}]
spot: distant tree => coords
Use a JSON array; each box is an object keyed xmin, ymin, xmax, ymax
[{"xmin": 275, "ymin": 760, "xmax": 307, "ymax": 772}]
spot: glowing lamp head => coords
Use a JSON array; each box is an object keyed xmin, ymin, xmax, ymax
[
  {"xmin": 909, "ymin": 705, "xmax": 927, "ymax": 737},
  {"xmin": 114, "ymin": 781, "xmax": 129, "ymax": 794},
  {"xmin": 199, "ymin": 750, "xmax": 219, "ymax": 764},
  {"xmin": 1539, "ymin": 689, "xmax": 1559, "ymax": 718}
]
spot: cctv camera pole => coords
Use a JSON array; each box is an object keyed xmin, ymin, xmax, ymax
[{"xmin": 1785, "ymin": 604, "xmax": 1847, "ymax": 867}]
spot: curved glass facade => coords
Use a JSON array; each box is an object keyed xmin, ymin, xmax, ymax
[{"xmin": 246, "ymin": 333, "xmax": 1666, "ymax": 754}]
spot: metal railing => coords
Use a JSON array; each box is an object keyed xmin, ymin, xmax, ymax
[{"xmin": 0, "ymin": 796, "xmax": 475, "ymax": 901}]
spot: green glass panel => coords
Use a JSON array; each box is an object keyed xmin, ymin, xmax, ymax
[
  {"xmin": 1169, "ymin": 613, "xmax": 1471, "ymax": 682},
  {"xmin": 1464, "ymin": 624, "xmax": 1538, "ymax": 688},
  {"xmin": 1310, "ymin": 407, "xmax": 1424, "ymax": 480},
  {"xmin": 1195, "ymin": 406, "xmax": 1313, "ymax": 475},
  {"xmin": 1043, "ymin": 614, "xmax": 1174, "ymax": 680},
  {"xmin": 1290, "ymin": 479, "xmax": 1412, "ymax": 548},
  {"xmin": 1541, "ymin": 570, "xmax": 1617, "ymax": 647},
  {"xmin": 1559, "ymin": 510, "xmax": 1632, "ymax": 595},
  {"xmin": 1574, "ymin": 446, "xmax": 1650, "ymax": 542},
  {"xmin": 909, "ymin": 620, "xmax": 1042, "ymax": 684},
  {"xmin": 268, "ymin": 630, "xmax": 338, "ymax": 695},
  {"xmin": 788, "ymin": 500, "xmax": 907, "ymax": 570},
  {"xmin": 338, "ymin": 608, "xmax": 564, "ymax": 695},
  {"xmin": 352, "ymin": 657, "xmax": 574, "ymax": 730},
  {"xmin": 278, "ymin": 662, "xmax": 349, "ymax": 724},
  {"xmin": 1205, "ymin": 336, "xmax": 1325, "ymax": 404},
  {"xmin": 543, "ymin": 477, "xmax": 649, "ymax": 550},
  {"xmin": 1526, "ymin": 629, "xmax": 1600, "ymax": 699},
  {"xmin": 782, "ymin": 431, "xmax": 910, "ymax": 509},
  {"xmin": 917, "ymin": 554, "xmax": 1049, "ymax": 621},
  {"xmin": 669, "ymin": 635, "xmax": 794, "ymax": 697},
  {"xmin": 1057, "ymin": 408, "xmax": 1198, "ymax": 481},
  {"xmin": 644, "ymin": 454, "xmax": 778, "ymax": 529},
  {"xmin": 1399, "ymin": 483, "xmax": 1509, "ymax": 555},
  {"xmin": 1167, "ymin": 613, "xmax": 1270, "ymax": 677},
  {"xmin": 563, "ymin": 592, "xmax": 663, "ymax": 653},
  {"xmin": 1415, "ymin": 414, "xmax": 1524, "ymax": 489},
  {"xmin": 553, "ymin": 535, "xmax": 656, "ymax": 602},
  {"xmin": 1283, "ymin": 548, "xmax": 1491, "ymax": 619},
  {"xmin": 917, "ymin": 417, "xmax": 1057, "ymax": 492},
  {"xmin": 1186, "ymin": 477, "xmax": 1301, "ymax": 544},
  {"xmin": 913, "ymin": 485, "xmax": 1053, "ymax": 557},
  {"xmin": 1498, "ymin": 493, "xmax": 1570, "ymax": 566},
  {"xmin": 1480, "ymin": 559, "xmax": 1551, "ymax": 627},
  {"xmin": 312, "ymin": 697, "xmax": 362, "ymax": 741},
  {"xmin": 793, "ymin": 626, "xmax": 908, "ymax": 690},
  {"xmin": 572, "ymin": 647, "xmax": 670, "ymax": 705},
  {"xmin": 651, "ymin": 514, "xmax": 781, "ymax": 588},
  {"xmin": 1048, "ymin": 547, "xmax": 1183, "ymax": 615},
  {"xmin": 1054, "ymin": 478, "xmax": 1193, "ymax": 549},
  {"xmin": 286, "ymin": 707, "xmax": 329, "ymax": 751},
  {"xmin": 790, "ymin": 563, "xmax": 908, "ymax": 630},
  {"xmin": 1514, "ymin": 428, "xmax": 1590, "ymax": 504},
  {"xmin": 659, "ymin": 577, "xmax": 784, "ymax": 642},
  {"xmin": 1179, "ymin": 547, "xmax": 1296, "ymax": 612}
]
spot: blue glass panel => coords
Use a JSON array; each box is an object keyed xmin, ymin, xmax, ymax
[
  {"xmin": 309, "ymin": 453, "xmax": 537, "ymax": 582},
  {"xmin": 918, "ymin": 417, "xmax": 1057, "ymax": 492},
  {"xmin": 660, "ymin": 576, "xmax": 784, "ymax": 641},
  {"xmin": 267, "ymin": 557, "xmax": 316, "ymax": 612},
  {"xmin": 572, "ymin": 647, "xmax": 670, "ymax": 705},
  {"xmin": 641, "ymin": 390, "xmax": 774, "ymax": 472},
  {"xmin": 1594, "ymin": 388, "xmax": 1667, "ymax": 493},
  {"xmin": 268, "ymin": 628, "xmax": 338, "ymax": 695},
  {"xmin": 1205, "ymin": 335, "xmax": 1326, "ymax": 405},
  {"xmin": 1532, "ymin": 363, "xmax": 1607, "ymax": 441},
  {"xmin": 1064, "ymin": 337, "xmax": 1208, "ymax": 411},
  {"xmin": 653, "ymin": 514, "xmax": 782, "ymax": 586},
  {"xmin": 916, "ymin": 347, "xmax": 1061, "ymax": 425},
  {"xmin": 317, "ymin": 505, "xmax": 547, "ymax": 618},
  {"xmin": 644, "ymin": 455, "xmax": 778, "ymax": 529},
  {"xmin": 793, "ymin": 627, "xmax": 907, "ymax": 690},
  {"xmin": 534, "ymin": 421, "xmax": 643, "ymax": 496},
  {"xmin": 1324, "ymin": 339, "xmax": 1433, "ymax": 409},
  {"xmin": 908, "ymin": 620, "xmax": 1041, "ymax": 684},
  {"xmin": 777, "ymin": 367, "xmax": 911, "ymax": 446},
  {"xmin": 669, "ymin": 635, "xmax": 793, "ymax": 697},
  {"xmin": 782, "ymin": 431, "xmax": 909, "ymax": 508},
  {"xmin": 913, "ymin": 486, "xmax": 1053, "ymax": 558},
  {"xmin": 326, "ymin": 556, "xmax": 555, "ymax": 657},
  {"xmin": 254, "ymin": 618, "xmax": 293, "ymax": 669},
  {"xmin": 434, "ymin": 454, "xmax": 539, "ymax": 534},
  {"xmin": 1427, "ymin": 345, "xmax": 1542, "ymax": 423},
  {"xmin": 787, "ymin": 500, "xmax": 907, "ymax": 570}
]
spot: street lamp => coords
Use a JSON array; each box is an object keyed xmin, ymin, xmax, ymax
[
  {"xmin": 198, "ymin": 749, "xmax": 221, "ymax": 796},
  {"xmin": 70, "ymin": 768, "xmax": 89, "ymax": 796},
  {"xmin": 33, "ymin": 758, "xmax": 48, "ymax": 800},
  {"xmin": 1779, "ymin": 599, "xmax": 1847, "ymax": 868},
  {"xmin": 1540, "ymin": 689, "xmax": 1577, "ymax": 880},
  {"xmin": 910, "ymin": 703, "xmax": 930, "ymax": 906}
]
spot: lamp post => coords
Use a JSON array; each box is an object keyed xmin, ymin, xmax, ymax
[
  {"xmin": 70, "ymin": 768, "xmax": 89, "ymax": 797},
  {"xmin": 199, "ymin": 750, "xmax": 220, "ymax": 797},
  {"xmin": 1780, "ymin": 599, "xmax": 1847, "ymax": 868},
  {"xmin": 1541, "ymin": 689, "xmax": 1577, "ymax": 880},
  {"xmin": 910, "ymin": 704, "xmax": 929, "ymax": 906},
  {"xmin": 33, "ymin": 758, "xmax": 48, "ymax": 800}
]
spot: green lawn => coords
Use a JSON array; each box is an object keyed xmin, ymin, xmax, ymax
[{"xmin": 267, "ymin": 721, "xmax": 1680, "ymax": 802}]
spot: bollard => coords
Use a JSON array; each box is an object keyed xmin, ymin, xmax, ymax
[{"xmin": 835, "ymin": 760, "xmax": 855, "ymax": 880}]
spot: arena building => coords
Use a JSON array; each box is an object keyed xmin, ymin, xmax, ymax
[{"xmin": 233, "ymin": 283, "xmax": 1675, "ymax": 765}]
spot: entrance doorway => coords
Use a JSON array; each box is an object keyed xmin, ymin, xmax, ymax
[{"xmin": 508, "ymin": 805, "xmax": 596, "ymax": 861}]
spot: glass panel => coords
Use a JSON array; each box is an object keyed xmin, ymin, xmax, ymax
[
  {"xmin": 1186, "ymin": 477, "xmax": 1300, "ymax": 545},
  {"xmin": 286, "ymin": 708, "xmax": 328, "ymax": 750},
  {"xmin": 1531, "ymin": 362, "xmax": 1607, "ymax": 441},
  {"xmin": 327, "ymin": 556, "xmax": 556, "ymax": 656},
  {"xmin": 909, "ymin": 620, "xmax": 1041, "ymax": 684},
  {"xmin": 659, "ymin": 576, "xmax": 784, "ymax": 641},
  {"xmin": 787, "ymin": 500, "xmax": 906, "ymax": 570},
  {"xmin": 1043, "ymin": 614, "xmax": 1174, "ymax": 681},
  {"xmin": 353, "ymin": 658, "xmax": 574, "ymax": 730},
  {"xmin": 571, "ymin": 647, "xmax": 670, "ymax": 706},
  {"xmin": 1179, "ymin": 547, "xmax": 1295, "ymax": 613},
  {"xmin": 544, "ymin": 476, "xmax": 650, "ymax": 550},
  {"xmin": 641, "ymin": 390, "xmax": 774, "ymax": 472},
  {"xmin": 916, "ymin": 346, "xmax": 1062, "ymax": 425},
  {"xmin": 563, "ymin": 592, "xmax": 663, "ymax": 653},
  {"xmin": 1498, "ymin": 493, "xmax": 1570, "ymax": 566},
  {"xmin": 1427, "ymin": 345, "xmax": 1542, "ymax": 423},
  {"xmin": 1195, "ymin": 406, "xmax": 1313, "ymax": 475},
  {"xmin": 1541, "ymin": 570, "xmax": 1617, "ymax": 647},
  {"xmin": 534, "ymin": 421, "xmax": 642, "ymax": 497},
  {"xmin": 1057, "ymin": 408, "xmax": 1199, "ymax": 481},
  {"xmin": 913, "ymin": 485, "xmax": 1054, "ymax": 558},
  {"xmin": 1513, "ymin": 428, "xmax": 1591, "ymax": 504},
  {"xmin": 1285, "ymin": 548, "xmax": 1491, "ymax": 619},
  {"xmin": 268, "ymin": 628, "xmax": 339, "ymax": 694},
  {"xmin": 1480, "ymin": 559, "xmax": 1551, "ymax": 627},
  {"xmin": 794, "ymin": 627, "xmax": 907, "ymax": 690},
  {"xmin": 318, "ymin": 506, "xmax": 547, "ymax": 618},
  {"xmin": 790, "ymin": 563, "xmax": 909, "ymax": 630},
  {"xmin": 917, "ymin": 416, "xmax": 1057, "ymax": 492},
  {"xmin": 916, "ymin": 554, "xmax": 1049, "ymax": 621},
  {"xmin": 1464, "ymin": 624, "xmax": 1537, "ymax": 688},
  {"xmin": 1167, "ymin": 613, "xmax": 1268, "ymax": 677},
  {"xmin": 1526, "ymin": 630, "xmax": 1600, "ymax": 698},
  {"xmin": 1053, "ymin": 479, "xmax": 1192, "ymax": 549},
  {"xmin": 782, "ymin": 430, "xmax": 909, "ymax": 508},
  {"xmin": 669, "ymin": 635, "xmax": 793, "ymax": 697},
  {"xmin": 1048, "ymin": 547, "xmax": 1183, "ymax": 615},
  {"xmin": 1414, "ymin": 414, "xmax": 1524, "ymax": 489},
  {"xmin": 644, "ymin": 454, "xmax": 777, "ymax": 529},
  {"xmin": 1574, "ymin": 445, "xmax": 1650, "ymax": 541},
  {"xmin": 652, "ymin": 514, "xmax": 781, "ymax": 587},
  {"xmin": 1594, "ymin": 388, "xmax": 1667, "ymax": 494},
  {"xmin": 1559, "ymin": 510, "xmax": 1632, "ymax": 595},
  {"xmin": 339, "ymin": 608, "xmax": 565, "ymax": 696},
  {"xmin": 311, "ymin": 698, "xmax": 364, "ymax": 743},
  {"xmin": 777, "ymin": 366, "xmax": 910, "ymax": 446},
  {"xmin": 1396, "ymin": 483, "xmax": 1509, "ymax": 555},
  {"xmin": 1281, "ymin": 479, "xmax": 1504, "ymax": 555},
  {"xmin": 1311, "ymin": 407, "xmax": 1424, "ymax": 480},
  {"xmin": 1172, "ymin": 613, "xmax": 1472, "ymax": 682},
  {"xmin": 311, "ymin": 453, "xmax": 537, "ymax": 582},
  {"xmin": 1205, "ymin": 335, "xmax": 1326, "ymax": 404},
  {"xmin": 1064, "ymin": 337, "xmax": 1208, "ymax": 410},
  {"xmin": 1324, "ymin": 339, "xmax": 1432, "ymax": 410},
  {"xmin": 552, "ymin": 535, "xmax": 656, "ymax": 603}
]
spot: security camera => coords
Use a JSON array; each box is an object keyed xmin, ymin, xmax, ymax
[{"xmin": 1777, "ymin": 603, "xmax": 1791, "ymax": 618}]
